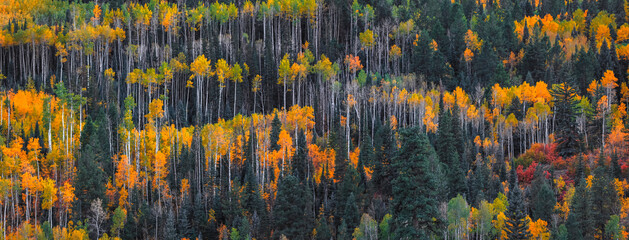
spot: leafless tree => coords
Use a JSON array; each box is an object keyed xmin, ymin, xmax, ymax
[{"xmin": 89, "ymin": 198, "xmax": 107, "ymax": 239}]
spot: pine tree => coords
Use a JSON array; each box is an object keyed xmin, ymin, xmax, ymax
[
  {"xmin": 575, "ymin": 154, "xmax": 587, "ymax": 181},
  {"xmin": 505, "ymin": 164, "xmax": 532, "ymax": 240},
  {"xmin": 551, "ymin": 82, "xmax": 581, "ymax": 157},
  {"xmin": 178, "ymin": 207, "xmax": 194, "ymax": 239},
  {"xmin": 574, "ymin": 48, "xmax": 598, "ymax": 96},
  {"xmin": 164, "ymin": 208, "xmax": 178, "ymax": 240},
  {"xmin": 611, "ymin": 152, "xmax": 622, "ymax": 179},
  {"xmin": 590, "ymin": 157, "xmax": 619, "ymax": 237},
  {"xmin": 331, "ymin": 121, "xmax": 349, "ymax": 183},
  {"xmin": 75, "ymin": 117, "xmax": 107, "ymax": 219},
  {"xmin": 372, "ymin": 123, "xmax": 395, "ymax": 196},
  {"xmin": 357, "ymin": 129, "xmax": 374, "ymax": 195},
  {"xmin": 335, "ymin": 164, "xmax": 361, "ymax": 235},
  {"xmin": 450, "ymin": 104, "xmax": 465, "ymax": 157},
  {"xmin": 436, "ymin": 105, "xmax": 465, "ymax": 197},
  {"xmin": 243, "ymin": 130, "xmax": 265, "ymax": 217},
  {"xmin": 274, "ymin": 175, "xmax": 312, "ymax": 239},
  {"xmin": 342, "ymin": 193, "xmax": 360, "ymax": 235},
  {"xmin": 392, "ymin": 128, "xmax": 442, "ymax": 239},
  {"xmin": 531, "ymin": 171, "xmax": 556, "ymax": 223},
  {"xmin": 270, "ymin": 114, "xmax": 282, "ymax": 152},
  {"xmin": 292, "ymin": 130, "xmax": 309, "ymax": 182},
  {"xmin": 566, "ymin": 178, "xmax": 592, "ymax": 239},
  {"xmin": 315, "ymin": 207, "xmax": 332, "ymax": 240}
]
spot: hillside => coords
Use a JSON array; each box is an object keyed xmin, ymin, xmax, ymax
[{"xmin": 0, "ymin": 0, "xmax": 628, "ymax": 239}]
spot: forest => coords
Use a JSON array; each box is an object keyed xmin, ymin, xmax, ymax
[{"xmin": 2, "ymin": 0, "xmax": 629, "ymax": 239}]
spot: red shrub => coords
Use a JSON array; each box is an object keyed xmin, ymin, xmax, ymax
[
  {"xmin": 515, "ymin": 143, "xmax": 564, "ymax": 169},
  {"xmin": 517, "ymin": 161, "xmax": 538, "ymax": 184}
]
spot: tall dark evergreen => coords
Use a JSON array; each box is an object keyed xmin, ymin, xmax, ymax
[
  {"xmin": 242, "ymin": 130, "xmax": 265, "ymax": 230},
  {"xmin": 164, "ymin": 209, "xmax": 177, "ymax": 240},
  {"xmin": 505, "ymin": 163, "xmax": 532, "ymax": 240},
  {"xmin": 590, "ymin": 157, "xmax": 619, "ymax": 237},
  {"xmin": 335, "ymin": 164, "xmax": 361, "ymax": 235},
  {"xmin": 270, "ymin": 114, "xmax": 282, "ymax": 152},
  {"xmin": 566, "ymin": 178, "xmax": 593, "ymax": 239},
  {"xmin": 273, "ymin": 175, "xmax": 311, "ymax": 239},
  {"xmin": 551, "ymin": 82, "xmax": 581, "ymax": 157},
  {"xmin": 530, "ymin": 169, "xmax": 556, "ymax": 223},
  {"xmin": 391, "ymin": 128, "xmax": 442, "ymax": 239},
  {"xmin": 292, "ymin": 130, "xmax": 309, "ymax": 182},
  {"xmin": 74, "ymin": 117, "xmax": 107, "ymax": 219},
  {"xmin": 436, "ymin": 105, "xmax": 465, "ymax": 197},
  {"xmin": 315, "ymin": 211, "xmax": 333, "ymax": 240},
  {"xmin": 372, "ymin": 123, "xmax": 395, "ymax": 196}
]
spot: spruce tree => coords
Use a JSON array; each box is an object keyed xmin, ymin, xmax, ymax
[
  {"xmin": 590, "ymin": 157, "xmax": 619, "ymax": 237},
  {"xmin": 436, "ymin": 105, "xmax": 465, "ymax": 197},
  {"xmin": 270, "ymin": 114, "xmax": 282, "ymax": 152},
  {"xmin": 551, "ymin": 82, "xmax": 581, "ymax": 157},
  {"xmin": 243, "ymin": 130, "xmax": 266, "ymax": 234},
  {"xmin": 392, "ymin": 128, "xmax": 441, "ymax": 239},
  {"xmin": 566, "ymin": 178, "xmax": 592, "ymax": 239},
  {"xmin": 315, "ymin": 212, "xmax": 332, "ymax": 240},
  {"xmin": 372, "ymin": 123, "xmax": 395, "ymax": 196},
  {"xmin": 292, "ymin": 130, "xmax": 309, "ymax": 182},
  {"xmin": 335, "ymin": 164, "xmax": 360, "ymax": 235},
  {"xmin": 75, "ymin": 117, "xmax": 107, "ymax": 219},
  {"xmin": 178, "ymin": 207, "xmax": 193, "ymax": 239},
  {"xmin": 274, "ymin": 175, "xmax": 313, "ymax": 240},
  {"xmin": 164, "ymin": 209, "xmax": 177, "ymax": 240},
  {"xmin": 342, "ymin": 193, "xmax": 360, "ymax": 235},
  {"xmin": 505, "ymin": 164, "xmax": 531, "ymax": 240},
  {"xmin": 611, "ymin": 152, "xmax": 622, "ymax": 179},
  {"xmin": 531, "ymin": 176, "xmax": 556, "ymax": 223},
  {"xmin": 331, "ymin": 121, "xmax": 349, "ymax": 183}
]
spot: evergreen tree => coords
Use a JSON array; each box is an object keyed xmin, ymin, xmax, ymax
[
  {"xmin": 590, "ymin": 158, "xmax": 619, "ymax": 237},
  {"xmin": 505, "ymin": 164, "xmax": 532, "ymax": 239},
  {"xmin": 178, "ymin": 207, "xmax": 193, "ymax": 239},
  {"xmin": 315, "ymin": 208, "xmax": 332, "ymax": 240},
  {"xmin": 574, "ymin": 48, "xmax": 598, "ymax": 95},
  {"xmin": 331, "ymin": 121, "xmax": 349, "ymax": 184},
  {"xmin": 436, "ymin": 105, "xmax": 465, "ymax": 197},
  {"xmin": 74, "ymin": 117, "xmax": 107, "ymax": 219},
  {"xmin": 392, "ymin": 128, "xmax": 442, "ymax": 239},
  {"xmin": 371, "ymin": 123, "xmax": 395, "ymax": 196},
  {"xmin": 342, "ymin": 193, "xmax": 360, "ymax": 236},
  {"xmin": 556, "ymin": 224, "xmax": 569, "ymax": 240},
  {"xmin": 270, "ymin": 114, "xmax": 282, "ymax": 152},
  {"xmin": 335, "ymin": 164, "xmax": 361, "ymax": 235},
  {"xmin": 611, "ymin": 152, "xmax": 622, "ymax": 179},
  {"xmin": 357, "ymin": 129, "xmax": 374, "ymax": 192},
  {"xmin": 575, "ymin": 154, "xmax": 587, "ymax": 181},
  {"xmin": 531, "ymin": 173, "xmax": 556, "ymax": 223},
  {"xmin": 243, "ymin": 130, "xmax": 265, "ymax": 218},
  {"xmin": 292, "ymin": 130, "xmax": 309, "ymax": 182},
  {"xmin": 566, "ymin": 178, "xmax": 592, "ymax": 239},
  {"xmin": 164, "ymin": 208, "xmax": 178, "ymax": 240},
  {"xmin": 274, "ymin": 175, "xmax": 312, "ymax": 239},
  {"xmin": 551, "ymin": 82, "xmax": 581, "ymax": 157}
]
